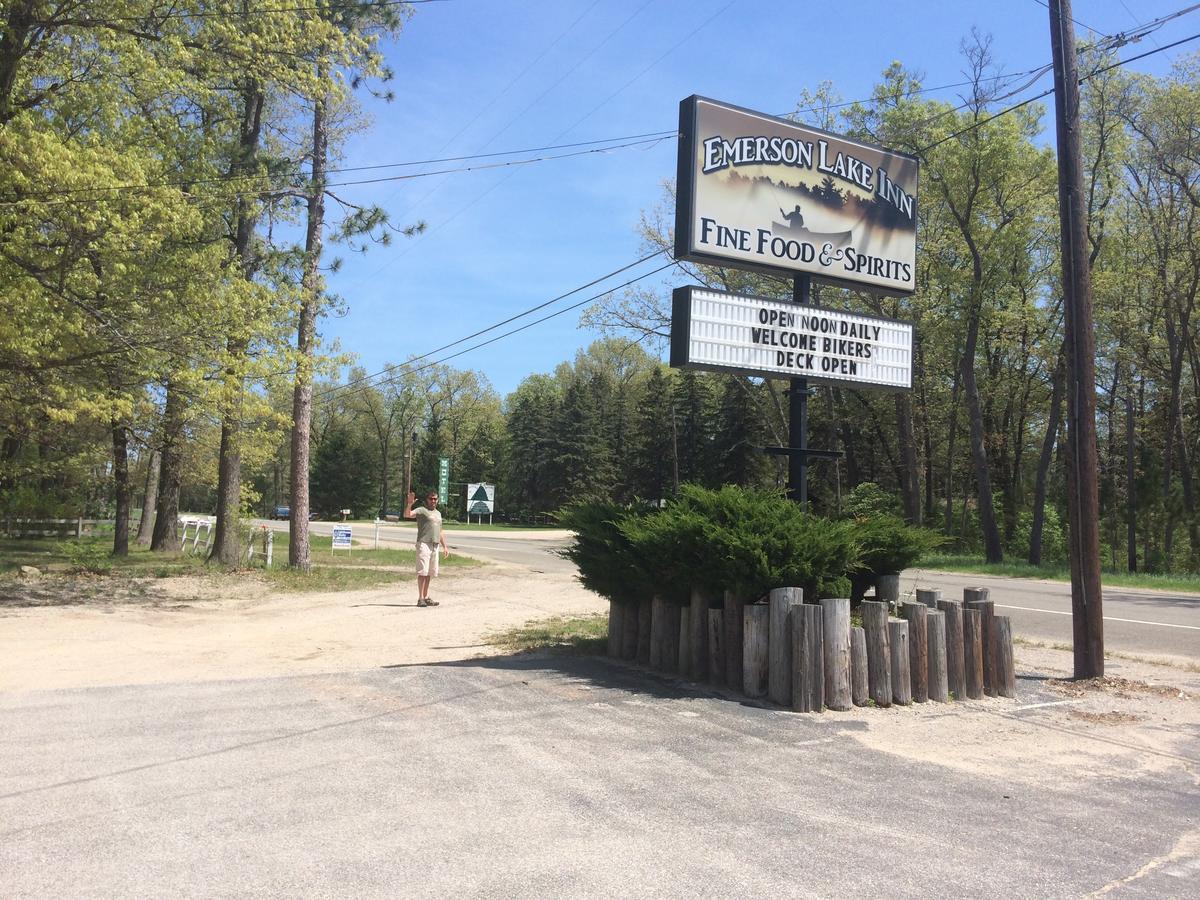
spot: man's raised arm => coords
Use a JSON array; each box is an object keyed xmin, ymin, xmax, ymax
[{"xmin": 403, "ymin": 490, "xmax": 417, "ymax": 519}]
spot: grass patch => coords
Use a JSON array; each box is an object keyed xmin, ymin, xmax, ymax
[
  {"xmin": 0, "ymin": 536, "xmax": 207, "ymax": 577},
  {"xmin": 271, "ymin": 531, "xmax": 479, "ymax": 569},
  {"xmin": 920, "ymin": 553, "xmax": 1200, "ymax": 594},
  {"xmin": 0, "ymin": 532, "xmax": 479, "ymax": 602},
  {"xmin": 258, "ymin": 566, "xmax": 409, "ymax": 593},
  {"xmin": 486, "ymin": 614, "xmax": 609, "ymax": 655}
]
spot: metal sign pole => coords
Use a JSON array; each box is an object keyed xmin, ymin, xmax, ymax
[{"xmin": 790, "ymin": 274, "xmax": 811, "ymax": 506}]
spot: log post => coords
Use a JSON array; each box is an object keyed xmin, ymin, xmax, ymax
[
  {"xmin": 901, "ymin": 602, "xmax": 928, "ymax": 702},
  {"xmin": 965, "ymin": 594, "xmax": 996, "ymax": 695},
  {"xmin": 916, "ymin": 588, "xmax": 942, "ymax": 608},
  {"xmin": 768, "ymin": 587, "xmax": 804, "ymax": 706},
  {"xmin": 608, "ymin": 601, "xmax": 623, "ymax": 658},
  {"xmin": 662, "ymin": 602, "xmax": 681, "ymax": 673},
  {"xmin": 937, "ymin": 599, "xmax": 966, "ymax": 700},
  {"xmin": 636, "ymin": 598, "xmax": 652, "ymax": 665},
  {"xmin": 851, "ymin": 626, "xmax": 868, "ymax": 707},
  {"xmin": 963, "ymin": 607, "xmax": 984, "ymax": 699},
  {"xmin": 743, "ymin": 604, "xmax": 770, "ymax": 698},
  {"xmin": 723, "ymin": 591, "xmax": 746, "ymax": 690},
  {"xmin": 707, "ymin": 609, "xmax": 724, "ymax": 687},
  {"xmin": 889, "ymin": 619, "xmax": 912, "ymax": 705},
  {"xmin": 689, "ymin": 588, "xmax": 709, "ymax": 681},
  {"xmin": 875, "ymin": 573, "xmax": 901, "ymax": 605},
  {"xmin": 994, "ymin": 615, "xmax": 1016, "ymax": 698},
  {"xmin": 821, "ymin": 598, "xmax": 852, "ymax": 711},
  {"xmin": 927, "ymin": 609, "xmax": 949, "ymax": 702},
  {"xmin": 650, "ymin": 596, "xmax": 680, "ymax": 672},
  {"xmin": 790, "ymin": 602, "xmax": 823, "ymax": 712},
  {"xmin": 621, "ymin": 601, "xmax": 638, "ymax": 660},
  {"xmin": 678, "ymin": 606, "xmax": 693, "ymax": 678},
  {"xmin": 860, "ymin": 600, "xmax": 892, "ymax": 707}
]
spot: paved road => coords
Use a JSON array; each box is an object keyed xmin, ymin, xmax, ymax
[
  {"xmin": 265, "ymin": 522, "xmax": 1199, "ymax": 662},
  {"xmin": 902, "ymin": 570, "xmax": 1200, "ymax": 662},
  {"xmin": 2, "ymin": 656, "xmax": 1196, "ymax": 897},
  {"xmin": 260, "ymin": 519, "xmax": 576, "ymax": 574}
]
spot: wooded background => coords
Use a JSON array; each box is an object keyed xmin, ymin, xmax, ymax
[{"xmin": 3, "ymin": 5, "xmax": 1199, "ymax": 573}]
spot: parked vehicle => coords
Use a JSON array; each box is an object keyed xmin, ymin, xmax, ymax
[{"xmin": 272, "ymin": 506, "xmax": 290, "ymax": 520}]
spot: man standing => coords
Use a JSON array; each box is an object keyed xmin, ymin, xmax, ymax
[{"xmin": 403, "ymin": 489, "xmax": 449, "ymax": 607}]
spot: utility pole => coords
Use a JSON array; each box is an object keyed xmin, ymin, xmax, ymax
[
  {"xmin": 1049, "ymin": 0, "xmax": 1105, "ymax": 677},
  {"xmin": 403, "ymin": 430, "xmax": 416, "ymax": 500}
]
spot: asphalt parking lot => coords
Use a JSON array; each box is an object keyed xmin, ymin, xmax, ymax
[{"xmin": 2, "ymin": 654, "xmax": 1196, "ymax": 898}]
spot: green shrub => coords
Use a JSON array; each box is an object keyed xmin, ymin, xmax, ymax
[
  {"xmin": 850, "ymin": 515, "xmax": 945, "ymax": 581},
  {"xmin": 557, "ymin": 502, "xmax": 653, "ymax": 607},
  {"xmin": 624, "ymin": 485, "xmax": 860, "ymax": 603},
  {"xmin": 844, "ymin": 482, "xmax": 899, "ymax": 519},
  {"xmin": 61, "ymin": 539, "xmax": 113, "ymax": 575}
]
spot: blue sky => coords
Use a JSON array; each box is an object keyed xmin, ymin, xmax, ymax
[{"xmin": 322, "ymin": 0, "xmax": 1199, "ymax": 399}]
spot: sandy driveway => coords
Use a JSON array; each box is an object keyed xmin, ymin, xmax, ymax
[{"xmin": 0, "ymin": 561, "xmax": 605, "ymax": 693}]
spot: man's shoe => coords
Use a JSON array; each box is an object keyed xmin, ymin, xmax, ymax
[
  {"xmin": 417, "ymin": 599, "xmax": 429, "ymax": 607},
  {"xmin": 425, "ymin": 597, "xmax": 440, "ymax": 606}
]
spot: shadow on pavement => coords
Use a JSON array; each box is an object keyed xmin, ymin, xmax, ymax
[{"xmin": 381, "ymin": 650, "xmax": 864, "ymax": 724}]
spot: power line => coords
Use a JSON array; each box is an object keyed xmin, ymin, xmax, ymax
[
  {"xmin": 99, "ymin": 1, "xmax": 448, "ymax": 21},
  {"xmin": 370, "ymin": 0, "xmax": 607, "ymax": 214},
  {"xmin": 336, "ymin": 23, "xmax": 1200, "ymax": 400},
  {"xmin": 317, "ymin": 249, "xmax": 669, "ymax": 400},
  {"xmin": 329, "ymin": 259, "xmax": 677, "ymax": 404},
  {"xmin": 16, "ymin": 3, "xmax": 1195, "ymax": 207},
  {"xmin": 918, "ymin": 28, "xmax": 1200, "ymax": 153},
  {"xmin": 0, "ymin": 131, "xmax": 677, "ymax": 207}
]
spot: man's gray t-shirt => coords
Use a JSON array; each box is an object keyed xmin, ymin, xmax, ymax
[{"xmin": 413, "ymin": 507, "xmax": 442, "ymax": 544}]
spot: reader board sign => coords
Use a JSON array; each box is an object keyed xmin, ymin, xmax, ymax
[
  {"xmin": 670, "ymin": 286, "xmax": 913, "ymax": 391},
  {"xmin": 467, "ymin": 483, "xmax": 495, "ymax": 515},
  {"xmin": 332, "ymin": 525, "xmax": 352, "ymax": 549},
  {"xmin": 674, "ymin": 96, "xmax": 919, "ymax": 295}
]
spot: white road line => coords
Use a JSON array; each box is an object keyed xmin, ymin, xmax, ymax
[
  {"xmin": 1010, "ymin": 699, "xmax": 1084, "ymax": 711},
  {"xmin": 994, "ymin": 603, "xmax": 1200, "ymax": 631}
]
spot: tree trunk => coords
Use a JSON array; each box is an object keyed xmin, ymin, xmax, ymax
[
  {"xmin": 895, "ymin": 392, "xmax": 921, "ymax": 525},
  {"xmin": 111, "ymin": 421, "xmax": 130, "ymax": 557},
  {"xmin": 943, "ymin": 341, "xmax": 963, "ymax": 534},
  {"xmin": 961, "ymin": 308, "xmax": 1003, "ymax": 563},
  {"xmin": 135, "ymin": 449, "xmax": 160, "ymax": 546},
  {"xmin": 212, "ymin": 80, "xmax": 265, "ymax": 567},
  {"xmin": 151, "ymin": 382, "xmax": 184, "ymax": 552},
  {"xmin": 1126, "ymin": 387, "xmax": 1137, "ymax": 572},
  {"xmin": 1029, "ymin": 352, "xmax": 1065, "ymax": 565},
  {"xmin": 289, "ymin": 83, "xmax": 328, "ymax": 571}
]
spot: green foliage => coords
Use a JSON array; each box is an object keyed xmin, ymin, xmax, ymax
[
  {"xmin": 557, "ymin": 502, "xmax": 652, "ymax": 607},
  {"xmin": 851, "ymin": 516, "xmax": 946, "ymax": 577},
  {"xmin": 567, "ymin": 485, "xmax": 861, "ymax": 605},
  {"xmin": 61, "ymin": 540, "xmax": 113, "ymax": 575},
  {"xmin": 310, "ymin": 427, "xmax": 378, "ymax": 519},
  {"xmin": 844, "ymin": 482, "xmax": 900, "ymax": 519}
]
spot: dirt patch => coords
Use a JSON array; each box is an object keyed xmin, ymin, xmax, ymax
[
  {"xmin": 1069, "ymin": 709, "xmax": 1144, "ymax": 726},
  {"xmin": 0, "ymin": 572, "xmax": 225, "ymax": 611},
  {"xmin": 1048, "ymin": 675, "xmax": 1192, "ymax": 701},
  {"xmin": 0, "ymin": 563, "xmax": 606, "ymax": 692}
]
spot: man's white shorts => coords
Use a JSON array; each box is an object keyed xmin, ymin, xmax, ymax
[{"xmin": 416, "ymin": 541, "xmax": 440, "ymax": 576}]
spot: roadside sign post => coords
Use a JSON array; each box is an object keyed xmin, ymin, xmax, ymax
[
  {"xmin": 332, "ymin": 524, "xmax": 353, "ymax": 557},
  {"xmin": 466, "ymin": 483, "xmax": 496, "ymax": 524},
  {"xmin": 672, "ymin": 95, "xmax": 918, "ymax": 504}
]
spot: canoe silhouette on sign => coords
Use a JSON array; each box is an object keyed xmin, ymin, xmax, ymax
[{"xmin": 771, "ymin": 220, "xmax": 853, "ymax": 246}]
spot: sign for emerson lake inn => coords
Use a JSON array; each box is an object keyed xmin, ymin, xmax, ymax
[
  {"xmin": 671, "ymin": 286, "xmax": 913, "ymax": 391},
  {"xmin": 674, "ymin": 96, "xmax": 919, "ymax": 295}
]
